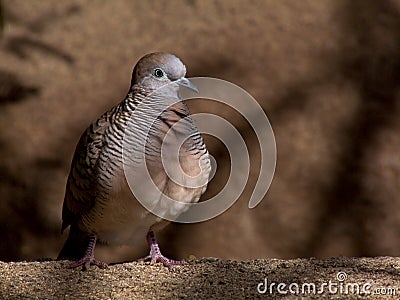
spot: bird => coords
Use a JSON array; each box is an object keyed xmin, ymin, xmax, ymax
[{"xmin": 57, "ymin": 52, "xmax": 211, "ymax": 270}]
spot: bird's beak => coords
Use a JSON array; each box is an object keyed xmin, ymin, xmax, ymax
[{"xmin": 177, "ymin": 77, "xmax": 199, "ymax": 93}]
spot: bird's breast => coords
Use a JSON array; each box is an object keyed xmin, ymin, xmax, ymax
[{"xmin": 80, "ymin": 103, "xmax": 210, "ymax": 245}]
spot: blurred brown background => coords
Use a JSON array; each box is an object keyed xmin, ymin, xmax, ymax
[{"xmin": 0, "ymin": 0, "xmax": 399, "ymax": 263}]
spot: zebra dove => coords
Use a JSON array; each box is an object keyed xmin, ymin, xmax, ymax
[{"xmin": 58, "ymin": 52, "xmax": 211, "ymax": 269}]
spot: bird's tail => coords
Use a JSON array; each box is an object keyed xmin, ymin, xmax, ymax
[{"xmin": 57, "ymin": 224, "xmax": 90, "ymax": 260}]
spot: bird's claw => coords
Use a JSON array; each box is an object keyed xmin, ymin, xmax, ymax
[
  {"xmin": 138, "ymin": 231, "xmax": 184, "ymax": 271},
  {"xmin": 138, "ymin": 252, "xmax": 183, "ymax": 271},
  {"xmin": 68, "ymin": 257, "xmax": 108, "ymax": 270}
]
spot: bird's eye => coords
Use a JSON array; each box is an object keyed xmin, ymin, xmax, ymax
[{"xmin": 154, "ymin": 68, "xmax": 165, "ymax": 78}]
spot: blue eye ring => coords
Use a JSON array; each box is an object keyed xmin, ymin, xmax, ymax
[{"xmin": 154, "ymin": 68, "xmax": 165, "ymax": 78}]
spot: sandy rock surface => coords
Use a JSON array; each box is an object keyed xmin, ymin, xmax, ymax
[{"xmin": 1, "ymin": 257, "xmax": 400, "ymax": 299}]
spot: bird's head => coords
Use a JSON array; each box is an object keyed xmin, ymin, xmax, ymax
[{"xmin": 131, "ymin": 52, "xmax": 198, "ymax": 94}]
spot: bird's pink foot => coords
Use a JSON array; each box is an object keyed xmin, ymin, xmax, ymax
[
  {"xmin": 68, "ymin": 256, "xmax": 107, "ymax": 269},
  {"xmin": 139, "ymin": 231, "xmax": 183, "ymax": 270},
  {"xmin": 68, "ymin": 234, "xmax": 107, "ymax": 270}
]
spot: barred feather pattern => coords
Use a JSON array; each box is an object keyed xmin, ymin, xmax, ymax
[{"xmin": 61, "ymin": 84, "xmax": 211, "ymax": 246}]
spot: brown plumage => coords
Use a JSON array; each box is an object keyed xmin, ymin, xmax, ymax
[{"xmin": 58, "ymin": 52, "xmax": 210, "ymax": 269}]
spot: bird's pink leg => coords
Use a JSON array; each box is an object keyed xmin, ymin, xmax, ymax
[
  {"xmin": 68, "ymin": 234, "xmax": 107, "ymax": 269},
  {"xmin": 139, "ymin": 231, "xmax": 183, "ymax": 270}
]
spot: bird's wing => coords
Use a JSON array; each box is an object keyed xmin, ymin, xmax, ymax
[{"xmin": 61, "ymin": 109, "xmax": 113, "ymax": 232}]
